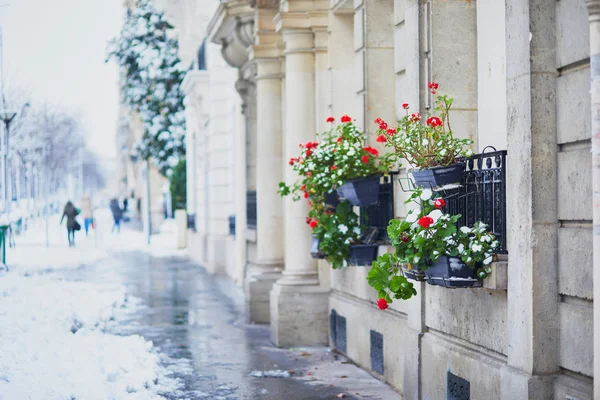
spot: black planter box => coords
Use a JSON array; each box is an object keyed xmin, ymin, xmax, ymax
[
  {"xmin": 336, "ymin": 174, "xmax": 381, "ymax": 207},
  {"xmin": 324, "ymin": 191, "xmax": 340, "ymax": 208},
  {"xmin": 402, "ymin": 265, "xmax": 426, "ymax": 281},
  {"xmin": 348, "ymin": 244, "xmax": 379, "ymax": 266},
  {"xmin": 424, "ymin": 256, "xmax": 482, "ymax": 288},
  {"xmin": 411, "ymin": 163, "xmax": 465, "ymax": 189},
  {"xmin": 311, "ymin": 235, "xmax": 327, "ymax": 259}
]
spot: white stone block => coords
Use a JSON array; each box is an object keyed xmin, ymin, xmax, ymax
[
  {"xmin": 558, "ymin": 227, "xmax": 593, "ymax": 299},
  {"xmin": 556, "ymin": 0, "xmax": 589, "ymax": 68},
  {"xmin": 557, "ymin": 149, "xmax": 592, "ymax": 221},
  {"xmin": 559, "ymin": 301, "xmax": 593, "ymax": 377},
  {"xmin": 557, "ymin": 67, "xmax": 591, "ymax": 144}
]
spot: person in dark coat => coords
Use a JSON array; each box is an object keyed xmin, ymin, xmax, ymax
[
  {"xmin": 61, "ymin": 201, "xmax": 80, "ymax": 247},
  {"xmin": 110, "ymin": 198, "xmax": 123, "ymax": 233}
]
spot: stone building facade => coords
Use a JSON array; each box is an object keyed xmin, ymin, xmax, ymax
[{"xmin": 177, "ymin": 0, "xmax": 598, "ymax": 398}]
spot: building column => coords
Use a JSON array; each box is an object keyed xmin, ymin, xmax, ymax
[
  {"xmin": 245, "ymin": 13, "xmax": 284, "ymax": 322},
  {"xmin": 586, "ymin": 2, "xmax": 600, "ymax": 398},
  {"xmin": 269, "ymin": 16, "xmax": 329, "ymax": 347},
  {"xmin": 501, "ymin": 0, "xmax": 559, "ymax": 398}
]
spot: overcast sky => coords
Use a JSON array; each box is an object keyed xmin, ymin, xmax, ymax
[{"xmin": 0, "ymin": 0, "xmax": 123, "ymax": 159}]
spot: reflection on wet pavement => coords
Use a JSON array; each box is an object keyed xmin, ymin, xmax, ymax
[{"xmin": 62, "ymin": 251, "xmax": 380, "ymax": 399}]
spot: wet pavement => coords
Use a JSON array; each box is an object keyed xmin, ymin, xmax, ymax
[{"xmin": 61, "ymin": 248, "xmax": 400, "ymax": 400}]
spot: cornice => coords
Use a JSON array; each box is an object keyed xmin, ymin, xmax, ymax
[
  {"xmin": 588, "ymin": 0, "xmax": 600, "ymax": 21},
  {"xmin": 274, "ymin": 10, "xmax": 328, "ymax": 32}
]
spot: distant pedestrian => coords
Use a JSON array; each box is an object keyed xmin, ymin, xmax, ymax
[
  {"xmin": 110, "ymin": 198, "xmax": 123, "ymax": 233},
  {"xmin": 61, "ymin": 201, "xmax": 80, "ymax": 247},
  {"xmin": 81, "ymin": 195, "xmax": 94, "ymax": 236},
  {"xmin": 123, "ymin": 198, "xmax": 128, "ymax": 213}
]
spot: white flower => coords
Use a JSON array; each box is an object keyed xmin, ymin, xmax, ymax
[
  {"xmin": 484, "ymin": 256, "xmax": 493, "ymax": 265},
  {"xmin": 338, "ymin": 224, "xmax": 348, "ymax": 234},
  {"xmin": 480, "ymin": 235, "xmax": 491, "ymax": 242},
  {"xmin": 460, "ymin": 227, "xmax": 471, "ymax": 234},
  {"xmin": 413, "ymin": 256, "xmax": 420, "ymax": 263},
  {"xmin": 353, "ymin": 227, "xmax": 361, "ymax": 235},
  {"xmin": 345, "ymin": 238, "xmax": 352, "ymax": 245},
  {"xmin": 440, "ymin": 149, "xmax": 447, "ymax": 156},
  {"xmin": 422, "ymin": 139, "xmax": 428, "ymax": 146},
  {"xmin": 433, "ymin": 250, "xmax": 439, "ymax": 256},
  {"xmin": 471, "ymin": 243, "xmax": 483, "ymax": 253},
  {"xmin": 420, "ymin": 189, "xmax": 433, "ymax": 201},
  {"xmin": 457, "ymin": 243, "xmax": 465, "ymax": 254},
  {"xmin": 427, "ymin": 209, "xmax": 443, "ymax": 223},
  {"xmin": 405, "ymin": 208, "xmax": 420, "ymax": 223},
  {"xmin": 347, "ymin": 148, "xmax": 356, "ymax": 156}
]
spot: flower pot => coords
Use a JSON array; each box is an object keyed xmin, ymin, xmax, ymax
[
  {"xmin": 348, "ymin": 244, "xmax": 378, "ymax": 266},
  {"xmin": 310, "ymin": 235, "xmax": 327, "ymax": 259},
  {"xmin": 424, "ymin": 256, "xmax": 482, "ymax": 288},
  {"xmin": 336, "ymin": 174, "xmax": 381, "ymax": 207},
  {"xmin": 401, "ymin": 265, "xmax": 426, "ymax": 281},
  {"xmin": 411, "ymin": 163, "xmax": 465, "ymax": 189},
  {"xmin": 324, "ymin": 191, "xmax": 340, "ymax": 208}
]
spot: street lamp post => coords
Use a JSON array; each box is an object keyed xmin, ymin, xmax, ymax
[{"xmin": 0, "ymin": 103, "xmax": 29, "ymax": 215}]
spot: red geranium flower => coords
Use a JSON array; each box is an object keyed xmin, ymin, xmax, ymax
[
  {"xmin": 309, "ymin": 219, "xmax": 318, "ymax": 229},
  {"xmin": 433, "ymin": 198, "xmax": 446, "ymax": 209},
  {"xmin": 376, "ymin": 135, "xmax": 387, "ymax": 143},
  {"xmin": 305, "ymin": 149, "xmax": 313, "ymax": 157},
  {"xmin": 418, "ymin": 216, "xmax": 434, "ymax": 229},
  {"xmin": 379, "ymin": 122, "xmax": 388, "ymax": 130},
  {"xmin": 305, "ymin": 217, "xmax": 311, "ymax": 225},
  {"xmin": 331, "ymin": 165, "xmax": 337, "ymax": 171},
  {"xmin": 300, "ymin": 184, "xmax": 306, "ymax": 191},
  {"xmin": 288, "ymin": 158, "xmax": 295, "ymax": 166},
  {"xmin": 426, "ymin": 116, "xmax": 442, "ymax": 127},
  {"xmin": 377, "ymin": 298, "xmax": 389, "ymax": 310},
  {"xmin": 402, "ymin": 103, "xmax": 409, "ymax": 109},
  {"xmin": 336, "ymin": 137, "xmax": 342, "ymax": 143},
  {"xmin": 307, "ymin": 171, "xmax": 312, "ymax": 176},
  {"xmin": 361, "ymin": 155, "xmax": 369, "ymax": 164},
  {"xmin": 304, "ymin": 191, "xmax": 309, "ymax": 199},
  {"xmin": 363, "ymin": 146, "xmax": 379, "ymax": 156},
  {"xmin": 410, "ymin": 113, "xmax": 421, "ymax": 122},
  {"xmin": 428, "ymin": 81, "xmax": 439, "ymax": 90},
  {"xmin": 386, "ymin": 128, "xmax": 397, "ymax": 135},
  {"xmin": 374, "ymin": 117, "xmax": 382, "ymax": 124},
  {"xmin": 341, "ymin": 115, "xmax": 352, "ymax": 123},
  {"xmin": 326, "ymin": 116, "xmax": 335, "ymax": 123}
]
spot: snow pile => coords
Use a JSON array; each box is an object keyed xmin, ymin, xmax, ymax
[{"xmin": 0, "ymin": 274, "xmax": 181, "ymax": 399}]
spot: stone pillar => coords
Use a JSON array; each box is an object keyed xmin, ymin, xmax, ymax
[
  {"xmin": 501, "ymin": 0, "xmax": 559, "ymax": 398},
  {"xmin": 270, "ymin": 12, "xmax": 329, "ymax": 347},
  {"xmin": 245, "ymin": 8, "xmax": 284, "ymax": 323},
  {"xmin": 586, "ymin": 2, "xmax": 600, "ymax": 398}
]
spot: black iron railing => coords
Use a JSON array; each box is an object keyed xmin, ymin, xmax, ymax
[
  {"xmin": 228, "ymin": 215, "xmax": 236, "ymax": 236},
  {"xmin": 444, "ymin": 149, "xmax": 507, "ymax": 253},
  {"xmin": 360, "ymin": 175, "xmax": 395, "ymax": 243},
  {"xmin": 246, "ymin": 191, "xmax": 257, "ymax": 229},
  {"xmin": 187, "ymin": 213, "xmax": 196, "ymax": 232}
]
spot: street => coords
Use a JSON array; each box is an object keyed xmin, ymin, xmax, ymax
[{"xmin": 0, "ymin": 213, "xmax": 399, "ymax": 400}]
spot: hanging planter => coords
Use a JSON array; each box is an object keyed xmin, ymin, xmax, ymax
[
  {"xmin": 337, "ymin": 174, "xmax": 382, "ymax": 207},
  {"xmin": 424, "ymin": 256, "xmax": 482, "ymax": 288},
  {"xmin": 401, "ymin": 265, "xmax": 426, "ymax": 281},
  {"xmin": 310, "ymin": 235, "xmax": 327, "ymax": 259},
  {"xmin": 411, "ymin": 163, "xmax": 465, "ymax": 189},
  {"xmin": 348, "ymin": 244, "xmax": 379, "ymax": 266}
]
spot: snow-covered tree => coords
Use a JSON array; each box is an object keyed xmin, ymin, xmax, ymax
[{"xmin": 107, "ymin": 0, "xmax": 187, "ymax": 175}]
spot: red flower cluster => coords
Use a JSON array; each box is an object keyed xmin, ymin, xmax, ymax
[
  {"xmin": 386, "ymin": 128, "xmax": 397, "ymax": 135},
  {"xmin": 304, "ymin": 191, "xmax": 309, "ymax": 199},
  {"xmin": 288, "ymin": 157, "xmax": 299, "ymax": 165},
  {"xmin": 376, "ymin": 135, "xmax": 387, "ymax": 143},
  {"xmin": 361, "ymin": 155, "xmax": 369, "ymax": 164},
  {"xmin": 300, "ymin": 184, "xmax": 306, "ymax": 191},
  {"xmin": 402, "ymin": 103, "xmax": 409, "ymax": 109},
  {"xmin": 377, "ymin": 298, "xmax": 389, "ymax": 310},
  {"xmin": 428, "ymin": 81, "xmax": 439, "ymax": 94},
  {"xmin": 410, "ymin": 113, "xmax": 421, "ymax": 122},
  {"xmin": 433, "ymin": 198, "xmax": 446, "ymax": 209},
  {"xmin": 304, "ymin": 141, "xmax": 318, "ymax": 149},
  {"xmin": 341, "ymin": 115, "xmax": 352, "ymax": 123},
  {"xmin": 331, "ymin": 165, "xmax": 338, "ymax": 171},
  {"xmin": 418, "ymin": 216, "xmax": 434, "ymax": 229},
  {"xmin": 305, "ymin": 218, "xmax": 318, "ymax": 229},
  {"xmin": 363, "ymin": 146, "xmax": 379, "ymax": 156},
  {"xmin": 374, "ymin": 117, "xmax": 388, "ymax": 130},
  {"xmin": 336, "ymin": 137, "xmax": 343, "ymax": 143},
  {"xmin": 426, "ymin": 116, "xmax": 442, "ymax": 127},
  {"xmin": 305, "ymin": 149, "xmax": 313, "ymax": 157},
  {"xmin": 326, "ymin": 116, "xmax": 335, "ymax": 123}
]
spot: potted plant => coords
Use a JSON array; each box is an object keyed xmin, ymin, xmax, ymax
[
  {"xmin": 331, "ymin": 115, "xmax": 392, "ymax": 206},
  {"xmin": 367, "ymin": 186, "xmax": 499, "ymax": 306},
  {"xmin": 374, "ymin": 82, "xmax": 474, "ymax": 189}
]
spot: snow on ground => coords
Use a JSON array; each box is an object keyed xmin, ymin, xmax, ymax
[{"xmin": 0, "ymin": 213, "xmax": 187, "ymax": 400}]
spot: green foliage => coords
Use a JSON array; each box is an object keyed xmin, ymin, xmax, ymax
[{"xmin": 169, "ymin": 158, "xmax": 186, "ymax": 210}]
